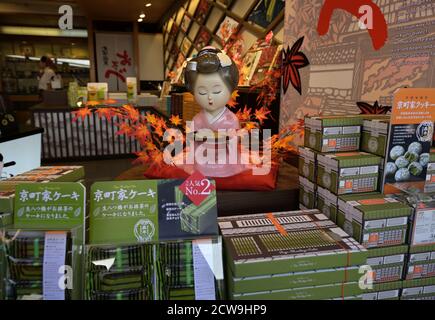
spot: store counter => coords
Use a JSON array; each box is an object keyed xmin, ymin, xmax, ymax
[
  {"xmin": 0, "ymin": 126, "xmax": 43, "ymax": 177},
  {"xmin": 30, "ymin": 103, "xmax": 162, "ymax": 162}
]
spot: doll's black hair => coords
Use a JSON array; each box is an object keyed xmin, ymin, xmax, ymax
[{"xmin": 184, "ymin": 47, "xmax": 239, "ymax": 93}]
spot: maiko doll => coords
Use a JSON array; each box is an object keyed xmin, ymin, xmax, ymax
[{"xmin": 184, "ymin": 47, "xmax": 246, "ymax": 177}]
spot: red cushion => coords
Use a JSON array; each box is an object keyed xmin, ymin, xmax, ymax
[{"xmin": 144, "ymin": 164, "xmax": 279, "ymax": 191}]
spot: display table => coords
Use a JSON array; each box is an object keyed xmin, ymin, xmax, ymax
[
  {"xmin": 116, "ymin": 161, "xmax": 300, "ymax": 216},
  {"xmin": 0, "ymin": 126, "xmax": 43, "ymax": 177}
]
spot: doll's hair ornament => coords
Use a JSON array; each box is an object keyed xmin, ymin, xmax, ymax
[
  {"xmin": 217, "ymin": 52, "xmax": 232, "ymax": 67},
  {"xmin": 184, "ymin": 47, "xmax": 239, "ymax": 93}
]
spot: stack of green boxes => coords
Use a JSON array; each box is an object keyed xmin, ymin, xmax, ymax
[
  {"xmin": 299, "ymin": 115, "xmax": 435, "ymax": 299},
  {"xmin": 85, "ymin": 240, "xmax": 222, "ymax": 300},
  {"xmin": 298, "ymin": 147, "xmax": 317, "ymax": 210},
  {"xmin": 85, "ymin": 244, "xmax": 155, "ymax": 300},
  {"xmin": 219, "ymin": 209, "xmax": 370, "ymax": 300},
  {"xmin": 360, "ymin": 118, "xmax": 390, "ymax": 187},
  {"xmin": 0, "ymin": 166, "xmax": 85, "ymax": 300},
  {"xmin": 336, "ymin": 193, "xmax": 412, "ymax": 295},
  {"xmin": 424, "ymin": 148, "xmax": 435, "ymax": 192},
  {"xmin": 0, "ymin": 191, "xmax": 14, "ymax": 299},
  {"xmin": 159, "ymin": 242, "xmax": 196, "ymax": 300},
  {"xmin": 2, "ymin": 230, "xmax": 75, "ymax": 300},
  {"xmin": 397, "ymin": 188, "xmax": 435, "ymax": 300},
  {"xmin": 300, "ymin": 115, "xmax": 384, "ymax": 222}
]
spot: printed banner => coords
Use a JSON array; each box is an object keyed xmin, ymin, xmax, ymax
[
  {"xmin": 89, "ymin": 177, "xmax": 218, "ymax": 244},
  {"xmin": 14, "ymin": 182, "xmax": 86, "ymax": 228},
  {"xmin": 383, "ymin": 88, "xmax": 435, "ymax": 190},
  {"xmin": 95, "ymin": 32, "xmax": 135, "ymax": 92}
]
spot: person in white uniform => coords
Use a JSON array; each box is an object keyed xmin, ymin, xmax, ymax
[{"xmin": 38, "ymin": 56, "xmax": 56, "ymax": 91}]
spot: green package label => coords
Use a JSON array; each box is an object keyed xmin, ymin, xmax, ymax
[
  {"xmin": 14, "ymin": 182, "xmax": 85, "ymax": 229},
  {"xmin": 90, "ymin": 181, "xmax": 159, "ymax": 244}
]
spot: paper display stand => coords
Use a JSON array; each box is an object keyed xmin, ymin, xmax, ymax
[
  {"xmin": 383, "ymin": 88, "xmax": 435, "ymax": 194},
  {"xmin": 387, "ymin": 181, "xmax": 435, "ymax": 298},
  {"xmin": 1, "ymin": 182, "xmax": 86, "ymax": 300},
  {"xmin": 85, "ymin": 178, "xmax": 224, "ymax": 300}
]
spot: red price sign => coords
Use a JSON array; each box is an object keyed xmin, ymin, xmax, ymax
[{"xmin": 179, "ymin": 171, "xmax": 216, "ymax": 206}]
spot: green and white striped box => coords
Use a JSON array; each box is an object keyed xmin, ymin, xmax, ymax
[
  {"xmin": 298, "ymin": 147, "xmax": 317, "ymax": 183},
  {"xmin": 231, "ymin": 282, "xmax": 363, "ymax": 300},
  {"xmin": 0, "ymin": 166, "xmax": 85, "ymax": 192},
  {"xmin": 337, "ymin": 193, "xmax": 412, "ymax": 248},
  {"xmin": 361, "ymin": 281, "xmax": 402, "ymax": 300},
  {"xmin": 0, "ymin": 212, "xmax": 13, "ymax": 228},
  {"xmin": 179, "ymin": 190, "xmax": 217, "ymax": 235},
  {"xmin": 299, "ymin": 176, "xmax": 316, "ymax": 210},
  {"xmin": 425, "ymin": 148, "xmax": 435, "ymax": 189},
  {"xmin": 406, "ymin": 244, "xmax": 435, "ymax": 280},
  {"xmin": 316, "ymin": 186, "xmax": 338, "ymax": 223},
  {"xmin": 304, "ymin": 116, "xmax": 362, "ymax": 153},
  {"xmin": 366, "ymin": 246, "xmax": 408, "ymax": 284},
  {"xmin": 0, "ymin": 191, "xmax": 14, "ymax": 213},
  {"xmin": 401, "ymin": 278, "xmax": 435, "ymax": 300},
  {"xmin": 218, "ymin": 210, "xmax": 368, "ymax": 278},
  {"xmin": 317, "ymin": 152, "xmax": 381, "ymax": 195},
  {"xmin": 228, "ymin": 266, "xmax": 362, "ymax": 294},
  {"xmin": 361, "ymin": 118, "xmax": 390, "ymax": 157}
]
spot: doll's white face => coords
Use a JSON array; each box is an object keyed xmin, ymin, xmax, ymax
[{"xmin": 193, "ymin": 73, "xmax": 232, "ymax": 116}]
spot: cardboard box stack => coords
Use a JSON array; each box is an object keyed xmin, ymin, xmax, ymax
[{"xmin": 219, "ymin": 209, "xmax": 369, "ymax": 300}]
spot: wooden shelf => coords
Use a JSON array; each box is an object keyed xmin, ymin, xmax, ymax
[
  {"xmin": 7, "ymin": 95, "xmax": 40, "ymax": 103},
  {"xmin": 163, "ymin": 0, "xmax": 285, "ymax": 75}
]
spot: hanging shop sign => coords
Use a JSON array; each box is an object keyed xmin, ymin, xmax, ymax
[{"xmin": 95, "ymin": 32, "xmax": 136, "ymax": 92}]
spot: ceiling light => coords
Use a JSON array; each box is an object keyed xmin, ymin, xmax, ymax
[
  {"xmin": 145, "ymin": 3, "xmax": 152, "ymax": 7},
  {"xmin": 139, "ymin": 13, "xmax": 145, "ymax": 18},
  {"xmin": 138, "ymin": 18, "xmax": 143, "ymax": 22}
]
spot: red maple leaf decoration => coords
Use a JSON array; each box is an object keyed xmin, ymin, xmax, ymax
[
  {"xmin": 282, "ymin": 37, "xmax": 310, "ymax": 95},
  {"xmin": 95, "ymin": 108, "xmax": 114, "ymax": 122},
  {"xmin": 72, "ymin": 107, "xmax": 92, "ymax": 122},
  {"xmin": 357, "ymin": 101, "xmax": 392, "ymax": 114},
  {"xmin": 227, "ymin": 90, "xmax": 239, "ymax": 109},
  {"xmin": 116, "ymin": 122, "xmax": 134, "ymax": 136},
  {"xmin": 134, "ymin": 124, "xmax": 151, "ymax": 143},
  {"xmin": 169, "ymin": 115, "xmax": 182, "ymax": 126},
  {"xmin": 122, "ymin": 104, "xmax": 140, "ymax": 122},
  {"xmin": 235, "ymin": 105, "xmax": 252, "ymax": 122},
  {"xmin": 254, "ymin": 106, "xmax": 271, "ymax": 125},
  {"xmin": 132, "ymin": 151, "xmax": 150, "ymax": 165}
]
